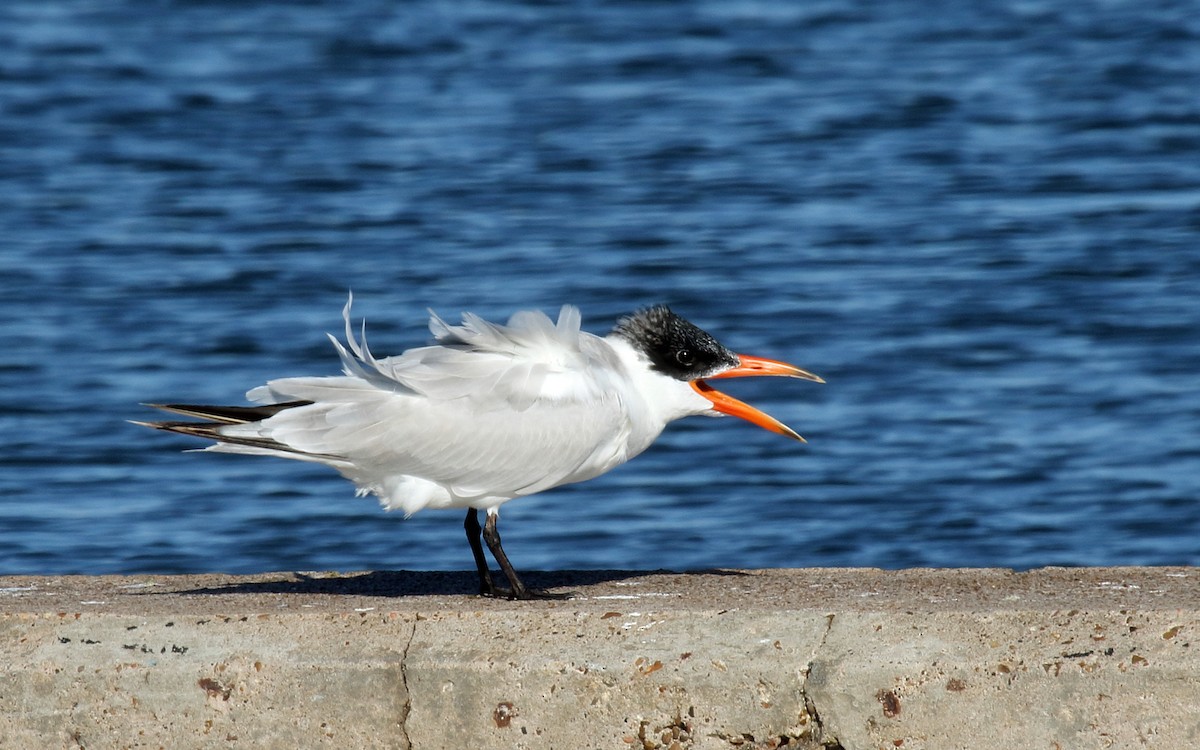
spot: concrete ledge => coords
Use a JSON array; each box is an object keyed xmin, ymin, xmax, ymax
[{"xmin": 1, "ymin": 568, "xmax": 1197, "ymax": 748}]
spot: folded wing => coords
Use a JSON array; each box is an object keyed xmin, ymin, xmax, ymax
[{"xmin": 201, "ymin": 298, "xmax": 634, "ymax": 513}]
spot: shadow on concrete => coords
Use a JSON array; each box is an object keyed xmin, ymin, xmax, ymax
[{"xmin": 172, "ymin": 568, "xmax": 748, "ymax": 599}]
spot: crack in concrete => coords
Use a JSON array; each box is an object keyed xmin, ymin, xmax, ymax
[
  {"xmin": 397, "ymin": 615, "xmax": 417, "ymax": 750},
  {"xmin": 801, "ymin": 614, "xmax": 845, "ymax": 750}
]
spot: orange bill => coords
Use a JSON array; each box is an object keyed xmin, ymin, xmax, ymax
[
  {"xmin": 708, "ymin": 354, "xmax": 825, "ymax": 383},
  {"xmin": 691, "ymin": 355, "xmax": 822, "ymax": 442}
]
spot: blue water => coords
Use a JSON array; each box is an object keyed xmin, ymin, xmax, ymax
[{"xmin": 2, "ymin": 0, "xmax": 1198, "ymax": 576}]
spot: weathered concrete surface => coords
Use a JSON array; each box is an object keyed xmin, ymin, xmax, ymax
[{"xmin": 1, "ymin": 567, "xmax": 1197, "ymax": 749}]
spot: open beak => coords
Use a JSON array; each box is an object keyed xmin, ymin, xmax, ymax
[{"xmin": 690, "ymin": 355, "xmax": 824, "ymax": 443}]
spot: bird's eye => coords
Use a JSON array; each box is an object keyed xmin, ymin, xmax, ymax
[{"xmin": 675, "ymin": 349, "xmax": 694, "ymax": 366}]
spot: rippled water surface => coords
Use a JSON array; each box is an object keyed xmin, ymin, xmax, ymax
[{"xmin": 2, "ymin": 0, "xmax": 1198, "ymax": 576}]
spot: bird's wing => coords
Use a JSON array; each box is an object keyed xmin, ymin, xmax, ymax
[
  {"xmin": 328, "ymin": 395, "xmax": 628, "ymax": 497},
  {"xmin": 227, "ymin": 298, "xmax": 635, "ymax": 505}
]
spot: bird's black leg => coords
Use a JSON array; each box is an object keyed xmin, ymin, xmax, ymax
[
  {"xmin": 464, "ymin": 508, "xmax": 497, "ymax": 596},
  {"xmin": 480, "ymin": 511, "xmax": 572, "ymax": 600}
]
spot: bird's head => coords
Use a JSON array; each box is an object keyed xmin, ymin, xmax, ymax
[{"xmin": 613, "ymin": 306, "xmax": 823, "ymax": 442}]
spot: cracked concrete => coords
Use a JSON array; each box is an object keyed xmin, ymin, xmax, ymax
[
  {"xmin": 396, "ymin": 616, "xmax": 417, "ymax": 750},
  {"xmin": 2, "ymin": 567, "xmax": 1199, "ymax": 748},
  {"xmin": 799, "ymin": 614, "xmax": 843, "ymax": 750}
]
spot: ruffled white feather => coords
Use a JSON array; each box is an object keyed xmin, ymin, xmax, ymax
[{"xmin": 214, "ymin": 295, "xmax": 660, "ymax": 516}]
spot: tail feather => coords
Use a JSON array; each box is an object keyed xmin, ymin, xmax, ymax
[{"xmin": 134, "ymin": 401, "xmax": 343, "ymax": 461}]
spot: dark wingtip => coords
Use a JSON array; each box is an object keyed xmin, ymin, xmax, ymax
[{"xmin": 139, "ymin": 401, "xmax": 312, "ymax": 424}]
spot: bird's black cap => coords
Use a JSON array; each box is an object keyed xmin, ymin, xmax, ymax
[{"xmin": 612, "ymin": 305, "xmax": 739, "ymax": 381}]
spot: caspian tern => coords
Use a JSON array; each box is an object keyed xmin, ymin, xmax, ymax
[{"xmin": 138, "ymin": 297, "xmax": 822, "ymax": 599}]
